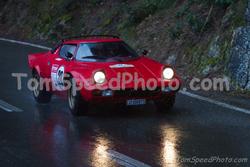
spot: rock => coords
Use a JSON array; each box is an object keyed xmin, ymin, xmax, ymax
[
  {"xmin": 165, "ymin": 54, "xmax": 176, "ymax": 65},
  {"xmin": 221, "ymin": 8, "xmax": 233, "ymax": 29},
  {"xmin": 245, "ymin": 1, "xmax": 250, "ymax": 26},
  {"xmin": 208, "ymin": 36, "xmax": 220, "ymax": 58},
  {"xmin": 228, "ymin": 27, "xmax": 250, "ymax": 89},
  {"xmin": 202, "ymin": 65, "xmax": 211, "ymax": 76}
]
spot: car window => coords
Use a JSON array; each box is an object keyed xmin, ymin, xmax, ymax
[
  {"xmin": 59, "ymin": 44, "xmax": 77, "ymax": 59},
  {"xmin": 76, "ymin": 44, "xmax": 93, "ymax": 58}
]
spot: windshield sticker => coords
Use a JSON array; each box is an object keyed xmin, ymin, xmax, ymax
[{"xmin": 110, "ymin": 64, "xmax": 134, "ymax": 68}]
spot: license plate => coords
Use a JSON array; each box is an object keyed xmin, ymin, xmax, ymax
[{"xmin": 126, "ymin": 99, "xmax": 146, "ymax": 106}]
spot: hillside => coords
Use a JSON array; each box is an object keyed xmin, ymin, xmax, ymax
[{"xmin": 0, "ymin": 0, "xmax": 248, "ymax": 91}]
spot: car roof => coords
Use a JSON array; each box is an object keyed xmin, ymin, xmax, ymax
[
  {"xmin": 64, "ymin": 38, "xmax": 122, "ymax": 44},
  {"xmin": 62, "ymin": 35, "xmax": 123, "ymax": 44}
]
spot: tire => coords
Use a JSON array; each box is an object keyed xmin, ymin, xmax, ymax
[
  {"xmin": 155, "ymin": 95, "xmax": 176, "ymax": 113},
  {"xmin": 32, "ymin": 71, "xmax": 52, "ymax": 104},
  {"xmin": 67, "ymin": 78, "xmax": 89, "ymax": 116}
]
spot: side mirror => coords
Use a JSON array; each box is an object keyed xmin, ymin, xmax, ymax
[
  {"xmin": 142, "ymin": 49, "xmax": 148, "ymax": 56},
  {"xmin": 50, "ymin": 49, "xmax": 56, "ymax": 54},
  {"xmin": 66, "ymin": 52, "xmax": 74, "ymax": 60}
]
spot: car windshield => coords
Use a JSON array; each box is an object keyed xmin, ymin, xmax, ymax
[{"xmin": 75, "ymin": 42, "xmax": 138, "ymax": 61}]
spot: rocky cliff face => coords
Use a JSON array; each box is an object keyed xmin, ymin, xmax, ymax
[
  {"xmin": 229, "ymin": 1, "xmax": 250, "ymax": 90},
  {"xmin": 229, "ymin": 27, "xmax": 250, "ymax": 89}
]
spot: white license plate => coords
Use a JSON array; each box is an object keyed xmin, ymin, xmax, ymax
[{"xmin": 126, "ymin": 99, "xmax": 146, "ymax": 106}]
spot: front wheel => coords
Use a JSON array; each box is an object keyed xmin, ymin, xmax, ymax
[
  {"xmin": 32, "ymin": 71, "xmax": 52, "ymax": 104},
  {"xmin": 67, "ymin": 78, "xmax": 89, "ymax": 116},
  {"xmin": 155, "ymin": 95, "xmax": 176, "ymax": 113}
]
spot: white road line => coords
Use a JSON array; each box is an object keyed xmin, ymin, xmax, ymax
[
  {"xmin": 180, "ymin": 90, "xmax": 250, "ymax": 115},
  {"xmin": 0, "ymin": 100, "xmax": 23, "ymax": 112},
  {"xmin": 0, "ymin": 105, "xmax": 12, "ymax": 112},
  {"xmin": 1, "ymin": 37, "xmax": 250, "ymax": 116},
  {"xmin": 0, "ymin": 37, "xmax": 51, "ymax": 50},
  {"xmin": 107, "ymin": 150, "xmax": 151, "ymax": 167}
]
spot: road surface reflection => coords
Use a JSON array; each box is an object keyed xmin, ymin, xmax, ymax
[
  {"xmin": 91, "ymin": 136, "xmax": 116, "ymax": 167},
  {"xmin": 160, "ymin": 125, "xmax": 181, "ymax": 167},
  {"xmin": 30, "ymin": 104, "xmax": 184, "ymax": 167}
]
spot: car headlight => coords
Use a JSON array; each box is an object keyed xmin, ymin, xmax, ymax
[
  {"xmin": 163, "ymin": 67, "xmax": 174, "ymax": 80},
  {"xmin": 94, "ymin": 71, "xmax": 106, "ymax": 84}
]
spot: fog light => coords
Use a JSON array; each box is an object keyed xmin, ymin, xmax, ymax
[
  {"xmin": 102, "ymin": 90, "xmax": 113, "ymax": 97},
  {"xmin": 163, "ymin": 87, "xmax": 172, "ymax": 93}
]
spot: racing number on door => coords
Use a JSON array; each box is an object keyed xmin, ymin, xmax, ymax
[{"xmin": 51, "ymin": 64, "xmax": 65, "ymax": 90}]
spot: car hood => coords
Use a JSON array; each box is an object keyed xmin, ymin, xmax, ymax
[{"xmin": 70, "ymin": 56, "xmax": 166, "ymax": 88}]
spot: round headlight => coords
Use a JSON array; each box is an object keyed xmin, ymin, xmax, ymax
[
  {"xmin": 94, "ymin": 71, "xmax": 106, "ymax": 84},
  {"xmin": 163, "ymin": 67, "xmax": 174, "ymax": 80}
]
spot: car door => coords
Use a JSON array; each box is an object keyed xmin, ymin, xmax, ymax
[
  {"xmin": 42, "ymin": 45, "xmax": 61, "ymax": 78},
  {"xmin": 50, "ymin": 44, "xmax": 77, "ymax": 91}
]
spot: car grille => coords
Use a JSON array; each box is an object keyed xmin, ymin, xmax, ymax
[{"xmin": 114, "ymin": 88, "xmax": 161, "ymax": 97}]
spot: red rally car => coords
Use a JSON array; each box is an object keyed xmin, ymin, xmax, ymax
[{"xmin": 28, "ymin": 35, "xmax": 181, "ymax": 116}]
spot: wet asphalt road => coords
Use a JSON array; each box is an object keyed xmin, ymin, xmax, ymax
[{"xmin": 0, "ymin": 40, "xmax": 250, "ymax": 167}]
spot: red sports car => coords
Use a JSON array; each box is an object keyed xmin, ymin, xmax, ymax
[{"xmin": 28, "ymin": 35, "xmax": 181, "ymax": 115}]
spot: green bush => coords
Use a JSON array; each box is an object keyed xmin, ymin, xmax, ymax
[
  {"xmin": 198, "ymin": 0, "xmax": 236, "ymax": 7},
  {"xmin": 186, "ymin": 12, "xmax": 205, "ymax": 33},
  {"xmin": 169, "ymin": 21, "xmax": 183, "ymax": 40},
  {"xmin": 87, "ymin": 0, "xmax": 103, "ymax": 7},
  {"xmin": 127, "ymin": 0, "xmax": 176, "ymax": 26},
  {"xmin": 176, "ymin": 0, "xmax": 200, "ymax": 17},
  {"xmin": 214, "ymin": 0, "xmax": 235, "ymax": 6},
  {"xmin": 176, "ymin": 2, "xmax": 190, "ymax": 17}
]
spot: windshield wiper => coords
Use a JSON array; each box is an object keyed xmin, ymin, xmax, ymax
[
  {"xmin": 81, "ymin": 56, "xmax": 106, "ymax": 59},
  {"xmin": 109, "ymin": 55, "xmax": 134, "ymax": 58}
]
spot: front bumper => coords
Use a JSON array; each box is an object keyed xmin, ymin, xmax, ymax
[
  {"xmin": 82, "ymin": 87, "xmax": 179, "ymax": 103},
  {"xmin": 80, "ymin": 76, "xmax": 181, "ymax": 103}
]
